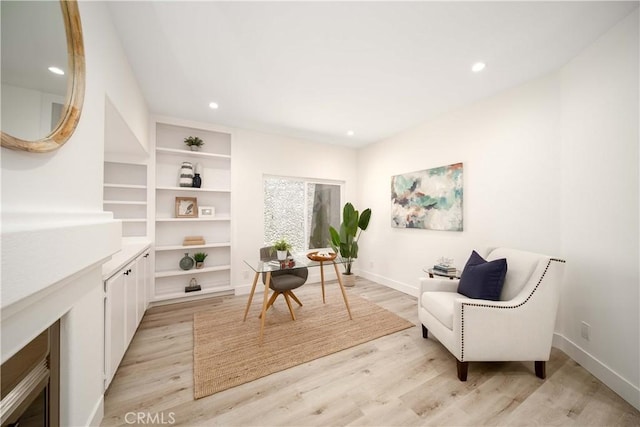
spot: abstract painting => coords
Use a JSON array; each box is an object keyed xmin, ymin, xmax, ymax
[{"xmin": 391, "ymin": 163, "xmax": 463, "ymax": 230}]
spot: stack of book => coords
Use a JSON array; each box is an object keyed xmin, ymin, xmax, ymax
[
  {"xmin": 183, "ymin": 235, "xmax": 206, "ymax": 246},
  {"xmin": 433, "ymin": 263, "xmax": 456, "ymax": 275}
]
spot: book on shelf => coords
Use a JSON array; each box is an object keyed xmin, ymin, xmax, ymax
[{"xmin": 183, "ymin": 235, "xmax": 206, "ymax": 246}]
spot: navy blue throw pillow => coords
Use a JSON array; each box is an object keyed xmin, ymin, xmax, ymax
[{"xmin": 457, "ymin": 250, "xmax": 507, "ymax": 301}]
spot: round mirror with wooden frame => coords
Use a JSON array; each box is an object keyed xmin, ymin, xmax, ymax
[{"xmin": 1, "ymin": 0, "xmax": 85, "ymax": 153}]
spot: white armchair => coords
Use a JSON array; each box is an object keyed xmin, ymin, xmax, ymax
[{"xmin": 418, "ymin": 247, "xmax": 566, "ymax": 381}]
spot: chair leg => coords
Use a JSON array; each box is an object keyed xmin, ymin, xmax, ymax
[
  {"xmin": 457, "ymin": 360, "xmax": 468, "ymax": 381},
  {"xmin": 283, "ymin": 292, "xmax": 296, "ymax": 320},
  {"xmin": 535, "ymin": 361, "xmax": 546, "ymax": 379},
  {"xmin": 288, "ymin": 290, "xmax": 303, "ymax": 306},
  {"xmin": 421, "ymin": 325, "xmax": 429, "ymax": 339}
]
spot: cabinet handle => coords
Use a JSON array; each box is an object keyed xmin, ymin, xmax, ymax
[{"xmin": 144, "ymin": 253, "xmax": 150, "ymax": 258}]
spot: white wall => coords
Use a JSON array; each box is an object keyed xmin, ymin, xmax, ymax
[
  {"xmin": 357, "ymin": 73, "xmax": 562, "ymax": 295},
  {"xmin": 357, "ymin": 9, "xmax": 638, "ymax": 409},
  {"xmin": 558, "ymin": 9, "xmax": 639, "ymax": 408},
  {"xmin": 231, "ymin": 129, "xmax": 358, "ymax": 291},
  {"xmin": 1, "ymin": 1, "xmax": 149, "ymax": 425},
  {"xmin": 0, "ymin": 84, "xmax": 65, "ymax": 140}
]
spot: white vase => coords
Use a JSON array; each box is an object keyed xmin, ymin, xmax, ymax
[
  {"xmin": 277, "ymin": 250, "xmax": 287, "ymax": 261},
  {"xmin": 343, "ymin": 273, "xmax": 356, "ymax": 287},
  {"xmin": 179, "ymin": 162, "xmax": 193, "ymax": 187}
]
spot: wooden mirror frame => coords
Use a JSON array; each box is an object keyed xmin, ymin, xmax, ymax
[{"xmin": 1, "ymin": 0, "xmax": 85, "ymax": 153}]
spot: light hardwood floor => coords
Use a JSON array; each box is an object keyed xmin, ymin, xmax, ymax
[{"xmin": 102, "ymin": 279, "xmax": 640, "ymax": 426}]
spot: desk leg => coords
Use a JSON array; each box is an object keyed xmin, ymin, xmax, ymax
[
  {"xmin": 259, "ymin": 272, "xmax": 271, "ymax": 344},
  {"xmin": 320, "ymin": 261, "xmax": 326, "ymax": 303},
  {"xmin": 243, "ymin": 272, "xmax": 260, "ymax": 321},
  {"xmin": 333, "ymin": 262, "xmax": 353, "ymax": 320}
]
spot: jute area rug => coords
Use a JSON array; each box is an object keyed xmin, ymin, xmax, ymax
[{"xmin": 193, "ymin": 289, "xmax": 414, "ymax": 399}]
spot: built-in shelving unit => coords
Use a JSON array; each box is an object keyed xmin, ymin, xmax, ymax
[
  {"xmin": 152, "ymin": 119, "xmax": 232, "ymax": 303},
  {"xmin": 103, "ymin": 161, "xmax": 148, "ymax": 237}
]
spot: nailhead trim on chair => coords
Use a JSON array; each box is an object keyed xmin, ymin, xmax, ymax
[{"xmin": 460, "ymin": 258, "xmax": 565, "ymax": 361}]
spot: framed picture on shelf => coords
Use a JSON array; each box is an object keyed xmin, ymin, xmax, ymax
[
  {"xmin": 198, "ymin": 206, "xmax": 215, "ymax": 217},
  {"xmin": 175, "ymin": 197, "xmax": 198, "ymax": 218}
]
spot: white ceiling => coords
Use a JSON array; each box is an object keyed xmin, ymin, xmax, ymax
[{"xmin": 107, "ymin": 1, "xmax": 638, "ymax": 148}]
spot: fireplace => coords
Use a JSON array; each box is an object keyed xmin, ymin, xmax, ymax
[{"xmin": 0, "ymin": 321, "xmax": 59, "ymax": 427}]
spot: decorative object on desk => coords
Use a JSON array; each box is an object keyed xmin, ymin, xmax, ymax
[
  {"xmin": 179, "ymin": 161, "xmax": 194, "ymax": 187},
  {"xmin": 179, "ymin": 253, "xmax": 195, "ymax": 270},
  {"xmin": 184, "ymin": 136, "xmax": 204, "ymax": 151},
  {"xmin": 391, "ymin": 162, "xmax": 463, "ymax": 231},
  {"xmin": 192, "ymin": 162, "xmax": 202, "ymax": 188},
  {"xmin": 185, "ymin": 277, "xmax": 201, "ymax": 293},
  {"xmin": 306, "ymin": 251, "xmax": 337, "ymax": 262},
  {"xmin": 437, "ymin": 256, "xmax": 454, "ymax": 267},
  {"xmin": 183, "ymin": 235, "xmax": 206, "ymax": 246},
  {"xmin": 193, "ymin": 292, "xmax": 414, "ymax": 398},
  {"xmin": 175, "ymin": 196, "xmax": 198, "ymax": 218},
  {"xmin": 329, "ymin": 202, "xmax": 372, "ymax": 286},
  {"xmin": 198, "ymin": 206, "xmax": 215, "ymax": 217},
  {"xmin": 272, "ymin": 238, "xmax": 291, "ymax": 261},
  {"xmin": 193, "ymin": 252, "xmax": 208, "ymax": 269},
  {"xmin": 433, "ymin": 261, "xmax": 457, "ymax": 274}
]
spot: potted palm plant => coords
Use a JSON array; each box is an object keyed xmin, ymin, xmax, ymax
[
  {"xmin": 184, "ymin": 136, "xmax": 204, "ymax": 151},
  {"xmin": 329, "ymin": 202, "xmax": 372, "ymax": 287},
  {"xmin": 193, "ymin": 252, "xmax": 208, "ymax": 269},
  {"xmin": 273, "ymin": 238, "xmax": 291, "ymax": 261}
]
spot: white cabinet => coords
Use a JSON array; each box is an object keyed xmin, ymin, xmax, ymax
[
  {"xmin": 104, "ymin": 270, "xmax": 126, "ymax": 388},
  {"xmin": 103, "ymin": 161, "xmax": 148, "ymax": 238},
  {"xmin": 136, "ymin": 252, "xmax": 150, "ymax": 324},
  {"xmin": 124, "ymin": 263, "xmax": 138, "ymax": 345},
  {"xmin": 152, "ymin": 119, "xmax": 232, "ymax": 303},
  {"xmin": 103, "ymin": 248, "xmax": 150, "ymax": 389}
]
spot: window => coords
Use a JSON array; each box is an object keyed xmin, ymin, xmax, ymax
[{"xmin": 264, "ymin": 176, "xmax": 342, "ymax": 252}]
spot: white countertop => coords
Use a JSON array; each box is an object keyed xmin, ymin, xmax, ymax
[{"xmin": 102, "ymin": 237, "xmax": 152, "ymax": 280}]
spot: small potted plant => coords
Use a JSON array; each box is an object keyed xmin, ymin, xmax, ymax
[
  {"xmin": 184, "ymin": 136, "xmax": 204, "ymax": 151},
  {"xmin": 273, "ymin": 238, "xmax": 291, "ymax": 261},
  {"xmin": 193, "ymin": 252, "xmax": 208, "ymax": 269}
]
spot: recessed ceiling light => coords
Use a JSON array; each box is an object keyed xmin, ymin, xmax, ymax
[
  {"xmin": 471, "ymin": 62, "xmax": 486, "ymax": 73},
  {"xmin": 208, "ymin": 102, "xmax": 219, "ymax": 109},
  {"xmin": 48, "ymin": 66, "xmax": 64, "ymax": 75},
  {"xmin": 346, "ymin": 130, "xmax": 355, "ymax": 136}
]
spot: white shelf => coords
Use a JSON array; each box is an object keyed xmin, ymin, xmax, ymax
[
  {"xmin": 152, "ymin": 286, "xmax": 234, "ymax": 304},
  {"xmin": 104, "ymin": 200, "xmax": 147, "ymax": 206},
  {"xmin": 104, "ymin": 161, "xmax": 148, "ymax": 239},
  {"xmin": 155, "ymin": 217, "xmax": 230, "ymax": 222},
  {"xmin": 104, "ymin": 183, "xmax": 146, "ymax": 190},
  {"xmin": 155, "ymin": 265, "xmax": 231, "ymax": 278},
  {"xmin": 154, "ymin": 119, "xmax": 232, "ymax": 302},
  {"xmin": 155, "ymin": 242, "xmax": 231, "ymax": 251},
  {"xmin": 156, "ymin": 147, "xmax": 231, "ymax": 160},
  {"xmin": 156, "ymin": 186, "xmax": 230, "ymax": 193}
]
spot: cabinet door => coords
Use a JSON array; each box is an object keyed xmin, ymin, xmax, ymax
[
  {"xmin": 105, "ymin": 272, "xmax": 126, "ymax": 388},
  {"xmin": 124, "ymin": 261, "xmax": 138, "ymax": 347},
  {"xmin": 135, "ymin": 253, "xmax": 148, "ymax": 324}
]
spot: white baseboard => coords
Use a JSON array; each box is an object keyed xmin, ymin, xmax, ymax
[
  {"xmin": 88, "ymin": 395, "xmax": 104, "ymax": 426},
  {"xmin": 553, "ymin": 333, "xmax": 640, "ymax": 411},
  {"xmin": 357, "ymin": 270, "xmax": 418, "ymax": 297}
]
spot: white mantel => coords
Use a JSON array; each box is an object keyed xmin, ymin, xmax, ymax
[{"xmin": 1, "ymin": 212, "xmax": 121, "ymax": 426}]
